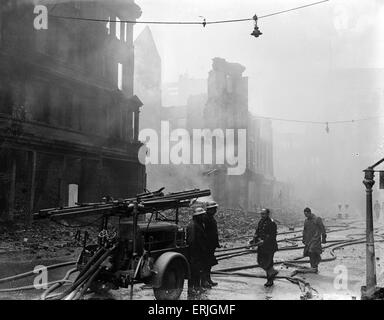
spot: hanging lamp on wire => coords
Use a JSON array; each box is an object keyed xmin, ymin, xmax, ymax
[{"xmin": 251, "ymin": 15, "xmax": 262, "ymax": 37}]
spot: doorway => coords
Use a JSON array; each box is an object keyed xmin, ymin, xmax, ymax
[{"xmin": 68, "ymin": 184, "xmax": 78, "ymax": 207}]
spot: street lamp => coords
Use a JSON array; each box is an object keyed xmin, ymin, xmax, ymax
[
  {"xmin": 361, "ymin": 157, "xmax": 384, "ymax": 299},
  {"xmin": 251, "ymin": 15, "xmax": 262, "ymax": 38},
  {"xmin": 362, "ymin": 167, "xmax": 376, "ymax": 299}
]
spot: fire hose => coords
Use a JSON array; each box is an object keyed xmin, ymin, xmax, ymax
[
  {"xmin": 45, "ymin": 245, "xmax": 116, "ymax": 300},
  {"xmin": 213, "ymin": 232, "xmax": 384, "ymax": 273},
  {"xmin": 0, "ymin": 279, "xmax": 73, "ymax": 293},
  {"xmin": 210, "ymin": 221, "xmax": 375, "ymax": 263},
  {"xmin": 0, "ymin": 242, "xmax": 114, "ymax": 300},
  {"xmin": 212, "ymin": 228, "xmax": 384, "ymax": 296},
  {"xmin": 40, "ymin": 267, "xmax": 77, "ymax": 300},
  {"xmin": 0, "ymin": 221, "xmax": 380, "ymax": 299},
  {"xmin": 215, "ymin": 234, "xmax": 362, "ymax": 261},
  {"xmin": 213, "ymin": 237, "xmax": 384, "ymax": 274},
  {"xmin": 0, "ymin": 260, "xmax": 76, "ymax": 285},
  {"xmin": 213, "ymin": 270, "xmax": 316, "ymax": 290}
]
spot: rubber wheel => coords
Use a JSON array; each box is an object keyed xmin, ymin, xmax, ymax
[{"xmin": 153, "ymin": 261, "xmax": 185, "ymax": 300}]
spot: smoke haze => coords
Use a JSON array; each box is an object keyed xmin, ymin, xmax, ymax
[{"xmin": 134, "ymin": 0, "xmax": 384, "ymax": 216}]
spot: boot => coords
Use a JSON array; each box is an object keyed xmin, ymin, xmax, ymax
[
  {"xmin": 188, "ymin": 287, "xmax": 199, "ymax": 295},
  {"xmin": 208, "ymin": 268, "xmax": 218, "ymax": 286},
  {"xmin": 208, "ymin": 279, "xmax": 218, "ymax": 287},
  {"xmin": 269, "ymin": 269, "xmax": 279, "ymax": 279},
  {"xmin": 201, "ymin": 271, "xmax": 212, "ymax": 289},
  {"xmin": 201, "ymin": 280, "xmax": 212, "ymax": 289},
  {"xmin": 264, "ymin": 279, "xmax": 274, "ymax": 287}
]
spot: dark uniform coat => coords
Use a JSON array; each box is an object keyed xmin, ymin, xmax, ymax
[
  {"xmin": 187, "ymin": 220, "xmax": 209, "ymax": 270},
  {"xmin": 303, "ymin": 214, "xmax": 326, "ymax": 256},
  {"xmin": 253, "ymin": 217, "xmax": 278, "ymax": 272},
  {"xmin": 254, "ymin": 217, "xmax": 278, "ymax": 253},
  {"xmin": 204, "ymin": 214, "xmax": 220, "ymax": 266}
]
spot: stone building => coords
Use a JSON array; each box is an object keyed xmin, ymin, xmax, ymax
[
  {"xmin": 247, "ymin": 115, "xmax": 275, "ymax": 209},
  {"xmin": 155, "ymin": 58, "xmax": 276, "ymax": 210},
  {"xmin": 0, "ymin": 0, "xmax": 145, "ymax": 223},
  {"xmin": 204, "ymin": 58, "xmax": 275, "ymax": 210}
]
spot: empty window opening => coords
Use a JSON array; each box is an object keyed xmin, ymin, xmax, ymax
[
  {"xmin": 106, "ymin": 17, "xmax": 111, "ymax": 35},
  {"xmin": 117, "ymin": 63, "xmax": 123, "ymax": 90},
  {"xmin": 116, "ymin": 17, "xmax": 121, "ymax": 40},
  {"xmin": 132, "ymin": 111, "xmax": 135, "ymax": 139},
  {"xmin": 68, "ymin": 184, "xmax": 78, "ymax": 207},
  {"xmin": 124, "ymin": 23, "xmax": 128, "ymax": 42}
]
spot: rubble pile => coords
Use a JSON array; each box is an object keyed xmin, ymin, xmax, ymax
[
  {"xmin": 173, "ymin": 206, "xmax": 258, "ymax": 240},
  {"xmin": 216, "ymin": 208, "xmax": 259, "ymax": 239},
  {"xmin": 174, "ymin": 205, "xmax": 303, "ymax": 240},
  {"xmin": 0, "ymin": 218, "xmax": 99, "ymax": 257}
]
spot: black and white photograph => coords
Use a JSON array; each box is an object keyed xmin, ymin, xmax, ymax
[{"xmin": 0, "ymin": 0, "xmax": 384, "ymax": 305}]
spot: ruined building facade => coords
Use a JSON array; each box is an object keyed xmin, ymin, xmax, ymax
[
  {"xmin": 148, "ymin": 58, "xmax": 275, "ymax": 210},
  {"xmin": 204, "ymin": 58, "xmax": 275, "ymax": 210},
  {"xmin": 0, "ymin": 0, "xmax": 146, "ymax": 222}
]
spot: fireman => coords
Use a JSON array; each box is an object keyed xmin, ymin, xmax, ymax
[
  {"xmin": 250, "ymin": 208, "xmax": 279, "ymax": 287},
  {"xmin": 203, "ymin": 201, "xmax": 220, "ymax": 287},
  {"xmin": 302, "ymin": 207, "xmax": 327, "ymax": 272},
  {"xmin": 187, "ymin": 207, "xmax": 209, "ymax": 294}
]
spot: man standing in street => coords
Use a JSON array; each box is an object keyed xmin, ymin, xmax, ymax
[
  {"xmin": 203, "ymin": 201, "xmax": 220, "ymax": 287},
  {"xmin": 374, "ymin": 200, "xmax": 381, "ymax": 222},
  {"xmin": 302, "ymin": 207, "xmax": 327, "ymax": 273},
  {"xmin": 187, "ymin": 207, "xmax": 209, "ymax": 294},
  {"xmin": 251, "ymin": 208, "xmax": 279, "ymax": 287}
]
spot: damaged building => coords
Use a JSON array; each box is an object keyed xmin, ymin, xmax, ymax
[
  {"xmin": 204, "ymin": 58, "xmax": 275, "ymax": 210},
  {"xmin": 138, "ymin": 54, "xmax": 277, "ymax": 210},
  {"xmin": 0, "ymin": 0, "xmax": 146, "ymax": 223}
]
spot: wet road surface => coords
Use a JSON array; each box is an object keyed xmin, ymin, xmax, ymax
[{"xmin": 1, "ymin": 218, "xmax": 384, "ymax": 300}]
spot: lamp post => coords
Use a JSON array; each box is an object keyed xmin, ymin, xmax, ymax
[{"xmin": 362, "ymin": 167, "xmax": 377, "ymax": 298}]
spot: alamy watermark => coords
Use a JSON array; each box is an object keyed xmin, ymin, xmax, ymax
[
  {"xmin": 33, "ymin": 265, "xmax": 48, "ymax": 290},
  {"xmin": 33, "ymin": 5, "xmax": 48, "ymax": 30},
  {"xmin": 138, "ymin": 121, "xmax": 247, "ymax": 176}
]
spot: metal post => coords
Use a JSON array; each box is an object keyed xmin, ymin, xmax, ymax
[
  {"xmin": 362, "ymin": 167, "xmax": 376, "ymax": 298},
  {"xmin": 28, "ymin": 151, "xmax": 37, "ymax": 228},
  {"xmin": 8, "ymin": 156, "xmax": 16, "ymax": 222},
  {"xmin": 0, "ymin": 3, "xmax": 3, "ymax": 47},
  {"xmin": 130, "ymin": 201, "xmax": 138, "ymax": 300},
  {"xmin": 175, "ymin": 206, "xmax": 179, "ymax": 225},
  {"xmin": 132, "ymin": 201, "xmax": 138, "ymax": 256}
]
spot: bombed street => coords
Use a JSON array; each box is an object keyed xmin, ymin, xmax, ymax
[
  {"xmin": 1, "ymin": 0, "xmax": 384, "ymax": 304},
  {"xmin": 1, "ymin": 214, "xmax": 384, "ymax": 300}
]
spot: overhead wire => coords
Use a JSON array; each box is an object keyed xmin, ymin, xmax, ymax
[
  {"xmin": 253, "ymin": 115, "xmax": 384, "ymax": 125},
  {"xmin": 44, "ymin": 0, "xmax": 383, "ymax": 130},
  {"xmin": 48, "ymin": 0, "xmax": 330, "ymax": 25}
]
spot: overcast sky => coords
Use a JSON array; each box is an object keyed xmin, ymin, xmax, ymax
[
  {"xmin": 133, "ymin": 0, "xmax": 384, "ymax": 211},
  {"xmin": 134, "ymin": 0, "xmax": 383, "ymax": 79},
  {"xmin": 134, "ymin": 0, "xmax": 383, "ymax": 119}
]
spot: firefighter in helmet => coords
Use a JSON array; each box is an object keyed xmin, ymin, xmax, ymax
[
  {"xmin": 203, "ymin": 201, "xmax": 220, "ymax": 287},
  {"xmin": 187, "ymin": 207, "xmax": 209, "ymax": 294}
]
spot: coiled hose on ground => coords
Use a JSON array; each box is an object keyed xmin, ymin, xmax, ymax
[
  {"xmin": 0, "ymin": 220, "xmax": 381, "ymax": 299},
  {"xmin": 46, "ymin": 245, "xmax": 116, "ymax": 300}
]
